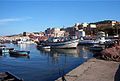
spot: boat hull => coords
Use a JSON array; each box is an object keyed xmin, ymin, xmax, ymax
[
  {"xmin": 90, "ymin": 47, "xmax": 103, "ymax": 51},
  {"xmin": 79, "ymin": 40, "xmax": 99, "ymax": 45},
  {"xmin": 89, "ymin": 45, "xmax": 104, "ymax": 51},
  {"xmin": 9, "ymin": 50, "xmax": 30, "ymax": 56},
  {"xmin": 49, "ymin": 39, "xmax": 79, "ymax": 49},
  {"xmin": 37, "ymin": 45, "xmax": 51, "ymax": 49}
]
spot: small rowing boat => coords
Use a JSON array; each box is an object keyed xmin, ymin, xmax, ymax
[{"xmin": 9, "ymin": 50, "xmax": 30, "ymax": 56}]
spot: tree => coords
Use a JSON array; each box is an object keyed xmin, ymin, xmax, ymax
[
  {"xmin": 113, "ymin": 24, "xmax": 120, "ymax": 35},
  {"xmin": 23, "ymin": 32, "xmax": 27, "ymax": 36}
]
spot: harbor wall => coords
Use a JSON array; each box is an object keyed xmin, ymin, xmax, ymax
[{"xmin": 55, "ymin": 58, "xmax": 120, "ymax": 81}]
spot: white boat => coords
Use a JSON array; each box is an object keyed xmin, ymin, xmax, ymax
[
  {"xmin": 79, "ymin": 31, "xmax": 112, "ymax": 45},
  {"xmin": 0, "ymin": 45, "xmax": 14, "ymax": 53},
  {"xmin": 17, "ymin": 40, "xmax": 34, "ymax": 44},
  {"xmin": 49, "ymin": 39, "xmax": 79, "ymax": 49},
  {"xmin": 38, "ymin": 37, "xmax": 79, "ymax": 49},
  {"xmin": 14, "ymin": 37, "xmax": 34, "ymax": 44}
]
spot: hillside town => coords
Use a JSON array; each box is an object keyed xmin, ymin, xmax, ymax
[{"xmin": 0, "ymin": 20, "xmax": 120, "ymax": 44}]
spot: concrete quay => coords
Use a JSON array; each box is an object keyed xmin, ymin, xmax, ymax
[{"xmin": 56, "ymin": 58, "xmax": 120, "ymax": 81}]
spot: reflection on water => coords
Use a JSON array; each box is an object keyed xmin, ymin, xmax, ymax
[
  {"xmin": 39, "ymin": 46, "xmax": 91, "ymax": 59},
  {"xmin": 78, "ymin": 46, "xmax": 91, "ymax": 59},
  {"xmin": 0, "ymin": 44, "xmax": 93, "ymax": 81},
  {"xmin": 18, "ymin": 44, "xmax": 28, "ymax": 50}
]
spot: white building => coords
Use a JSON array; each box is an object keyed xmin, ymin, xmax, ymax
[
  {"xmin": 112, "ymin": 21, "xmax": 117, "ymax": 26},
  {"xmin": 90, "ymin": 24, "xmax": 96, "ymax": 28},
  {"xmin": 82, "ymin": 23, "xmax": 88, "ymax": 28},
  {"xmin": 51, "ymin": 28, "xmax": 65, "ymax": 37},
  {"xmin": 75, "ymin": 29, "xmax": 85, "ymax": 38}
]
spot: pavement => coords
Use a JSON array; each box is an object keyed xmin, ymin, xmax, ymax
[{"xmin": 55, "ymin": 58, "xmax": 120, "ymax": 81}]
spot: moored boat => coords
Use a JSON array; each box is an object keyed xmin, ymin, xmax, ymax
[
  {"xmin": 37, "ymin": 45, "xmax": 51, "ymax": 49},
  {"xmin": 50, "ymin": 39, "xmax": 79, "ymax": 49},
  {"xmin": 41, "ymin": 39, "xmax": 79, "ymax": 49},
  {"xmin": 9, "ymin": 50, "xmax": 30, "ymax": 56},
  {"xmin": 79, "ymin": 40, "xmax": 99, "ymax": 45},
  {"xmin": 0, "ymin": 44, "xmax": 14, "ymax": 53},
  {"xmin": 0, "ymin": 47, "xmax": 14, "ymax": 53},
  {"xmin": 89, "ymin": 45, "xmax": 104, "ymax": 51},
  {"xmin": 12, "ymin": 38, "xmax": 34, "ymax": 44},
  {"xmin": 79, "ymin": 31, "xmax": 112, "ymax": 45},
  {"xmin": 37, "ymin": 37, "xmax": 79, "ymax": 49}
]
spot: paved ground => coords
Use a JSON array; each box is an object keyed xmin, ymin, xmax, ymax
[{"xmin": 56, "ymin": 58, "xmax": 120, "ymax": 81}]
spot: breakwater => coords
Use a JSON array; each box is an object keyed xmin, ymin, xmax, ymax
[{"xmin": 56, "ymin": 58, "xmax": 120, "ymax": 81}]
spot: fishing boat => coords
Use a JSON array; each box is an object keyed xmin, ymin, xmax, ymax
[
  {"xmin": 0, "ymin": 47, "xmax": 14, "ymax": 53},
  {"xmin": 50, "ymin": 39, "xmax": 79, "ymax": 49},
  {"xmin": 79, "ymin": 31, "xmax": 111, "ymax": 45},
  {"xmin": 37, "ymin": 44, "xmax": 51, "ymax": 49},
  {"xmin": 13, "ymin": 38, "xmax": 34, "ymax": 44},
  {"xmin": 0, "ymin": 44, "xmax": 14, "ymax": 53},
  {"xmin": 89, "ymin": 45, "xmax": 104, "ymax": 51},
  {"xmin": 0, "ymin": 72, "xmax": 23, "ymax": 81},
  {"xmin": 79, "ymin": 40, "xmax": 99, "ymax": 45},
  {"xmin": 17, "ymin": 40, "xmax": 34, "ymax": 44},
  {"xmin": 38, "ymin": 37, "xmax": 79, "ymax": 49},
  {"xmin": 9, "ymin": 50, "xmax": 30, "ymax": 56}
]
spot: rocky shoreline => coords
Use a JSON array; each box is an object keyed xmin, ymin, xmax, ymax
[{"xmin": 101, "ymin": 40, "xmax": 120, "ymax": 62}]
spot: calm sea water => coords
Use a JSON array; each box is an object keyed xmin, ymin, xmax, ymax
[{"xmin": 0, "ymin": 44, "xmax": 93, "ymax": 81}]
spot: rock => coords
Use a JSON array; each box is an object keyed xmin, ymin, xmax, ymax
[{"xmin": 101, "ymin": 43, "xmax": 120, "ymax": 62}]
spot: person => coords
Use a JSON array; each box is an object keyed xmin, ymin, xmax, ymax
[{"xmin": 62, "ymin": 76, "xmax": 66, "ymax": 81}]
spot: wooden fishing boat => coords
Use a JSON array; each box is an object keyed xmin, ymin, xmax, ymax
[
  {"xmin": 38, "ymin": 37, "xmax": 79, "ymax": 49},
  {"xmin": 9, "ymin": 50, "xmax": 30, "ymax": 56},
  {"xmin": 50, "ymin": 39, "xmax": 79, "ymax": 49},
  {"xmin": 0, "ymin": 72, "xmax": 23, "ymax": 81}
]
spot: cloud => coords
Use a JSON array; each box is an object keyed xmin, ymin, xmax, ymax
[{"xmin": 0, "ymin": 17, "xmax": 32, "ymax": 25}]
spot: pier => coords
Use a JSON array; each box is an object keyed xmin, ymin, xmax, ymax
[{"xmin": 56, "ymin": 58, "xmax": 120, "ymax": 81}]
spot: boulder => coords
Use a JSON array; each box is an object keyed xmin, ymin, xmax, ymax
[{"xmin": 101, "ymin": 41, "xmax": 120, "ymax": 62}]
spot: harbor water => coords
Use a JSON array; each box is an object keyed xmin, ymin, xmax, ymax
[{"xmin": 0, "ymin": 44, "xmax": 93, "ymax": 81}]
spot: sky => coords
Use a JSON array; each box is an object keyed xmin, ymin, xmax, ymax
[{"xmin": 0, "ymin": 0, "xmax": 120, "ymax": 36}]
